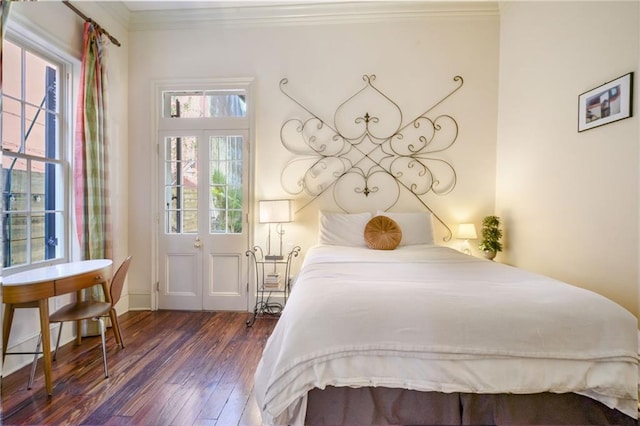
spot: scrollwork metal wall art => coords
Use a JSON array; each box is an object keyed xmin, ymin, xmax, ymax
[{"xmin": 279, "ymin": 74, "xmax": 463, "ymax": 241}]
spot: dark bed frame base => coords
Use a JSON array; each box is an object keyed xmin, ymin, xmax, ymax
[{"xmin": 306, "ymin": 386, "xmax": 636, "ymax": 425}]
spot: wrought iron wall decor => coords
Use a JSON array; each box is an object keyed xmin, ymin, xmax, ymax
[{"xmin": 279, "ymin": 74, "xmax": 463, "ymax": 241}]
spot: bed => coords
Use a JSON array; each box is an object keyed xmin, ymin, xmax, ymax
[{"xmin": 254, "ymin": 211, "xmax": 638, "ymax": 425}]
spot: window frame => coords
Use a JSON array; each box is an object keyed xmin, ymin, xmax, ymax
[
  {"xmin": 2, "ymin": 28, "xmax": 74, "ymax": 274},
  {"xmin": 156, "ymin": 79, "xmax": 254, "ymax": 238}
]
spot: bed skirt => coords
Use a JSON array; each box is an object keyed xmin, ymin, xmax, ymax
[{"xmin": 305, "ymin": 386, "xmax": 636, "ymax": 425}]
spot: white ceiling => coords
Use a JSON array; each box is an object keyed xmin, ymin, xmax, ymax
[{"xmin": 121, "ymin": 0, "xmax": 366, "ymax": 12}]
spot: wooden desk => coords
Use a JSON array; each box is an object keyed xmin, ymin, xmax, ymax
[{"xmin": 2, "ymin": 259, "xmax": 113, "ymax": 395}]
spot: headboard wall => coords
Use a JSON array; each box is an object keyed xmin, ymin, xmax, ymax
[{"xmin": 279, "ymin": 74, "xmax": 463, "ymax": 241}]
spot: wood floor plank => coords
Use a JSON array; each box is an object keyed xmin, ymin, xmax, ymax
[
  {"xmin": 127, "ymin": 383, "xmax": 183, "ymax": 425},
  {"xmin": 1, "ymin": 311, "xmax": 276, "ymax": 426},
  {"xmin": 167, "ymin": 314, "xmax": 250, "ymax": 425},
  {"xmin": 216, "ymin": 322, "xmax": 274, "ymax": 426},
  {"xmin": 238, "ymin": 388, "xmax": 263, "ymax": 426}
]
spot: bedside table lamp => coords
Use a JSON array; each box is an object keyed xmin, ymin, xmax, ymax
[
  {"xmin": 259, "ymin": 199, "xmax": 292, "ymax": 261},
  {"xmin": 457, "ymin": 223, "xmax": 477, "ymax": 255}
]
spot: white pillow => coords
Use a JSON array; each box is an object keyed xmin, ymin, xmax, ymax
[
  {"xmin": 376, "ymin": 211, "xmax": 433, "ymax": 245},
  {"xmin": 319, "ymin": 211, "xmax": 372, "ymax": 247}
]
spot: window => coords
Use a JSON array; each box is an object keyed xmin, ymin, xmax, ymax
[
  {"xmin": 2, "ymin": 38, "xmax": 69, "ymax": 270},
  {"xmin": 160, "ymin": 84, "xmax": 251, "ymax": 237}
]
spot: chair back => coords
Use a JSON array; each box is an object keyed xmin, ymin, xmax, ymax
[{"xmin": 110, "ymin": 256, "xmax": 132, "ymax": 306}]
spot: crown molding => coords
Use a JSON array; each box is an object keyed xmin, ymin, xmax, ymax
[
  {"xmin": 123, "ymin": 1, "xmax": 499, "ymax": 31},
  {"xmin": 96, "ymin": 1, "xmax": 132, "ymax": 30}
]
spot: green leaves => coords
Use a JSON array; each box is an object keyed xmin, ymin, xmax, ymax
[{"xmin": 479, "ymin": 215, "xmax": 503, "ymax": 252}]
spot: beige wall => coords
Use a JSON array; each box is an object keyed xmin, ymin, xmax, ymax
[
  {"xmin": 127, "ymin": 11, "xmax": 500, "ymax": 309},
  {"xmin": 496, "ymin": 1, "xmax": 639, "ymax": 317}
]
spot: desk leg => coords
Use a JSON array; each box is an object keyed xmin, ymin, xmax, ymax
[
  {"xmin": 76, "ymin": 320, "xmax": 83, "ymax": 345},
  {"xmin": 38, "ymin": 299, "xmax": 53, "ymax": 396},
  {"xmin": 76, "ymin": 290, "xmax": 83, "ymax": 345},
  {"xmin": 2, "ymin": 304, "xmax": 15, "ymax": 362}
]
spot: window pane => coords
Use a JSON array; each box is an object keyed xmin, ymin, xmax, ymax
[
  {"xmin": 25, "ymin": 107, "xmax": 57, "ymax": 159},
  {"xmin": 31, "ymin": 160, "xmax": 45, "ymax": 211},
  {"xmin": 165, "ymin": 186, "xmax": 178, "ymax": 209},
  {"xmin": 25, "ymin": 49, "xmax": 56, "ymax": 108},
  {"xmin": 3, "ymin": 97, "xmax": 22, "ymax": 153},
  {"xmin": 227, "ymin": 209, "xmax": 243, "ymax": 233},
  {"xmin": 210, "ymin": 209, "xmax": 227, "ymax": 233},
  {"xmin": 210, "ymin": 185, "xmax": 226, "ymax": 209},
  {"xmin": 209, "ymin": 136, "xmax": 243, "ymax": 234},
  {"xmin": 165, "ymin": 136, "xmax": 177, "ymax": 162},
  {"xmin": 228, "ymin": 136, "xmax": 243, "ymax": 185},
  {"xmin": 25, "ymin": 210, "xmax": 62, "ymax": 263},
  {"xmin": 166, "ymin": 210, "xmax": 179, "ymax": 234},
  {"xmin": 163, "ymin": 91, "xmax": 246, "ymax": 118},
  {"xmin": 44, "ymin": 162, "xmax": 63, "ymax": 212},
  {"xmin": 164, "ymin": 93, "xmax": 204, "ymax": 118},
  {"xmin": 31, "ymin": 213, "xmax": 45, "ymax": 262},
  {"xmin": 44, "ymin": 211, "xmax": 64, "ymax": 261},
  {"xmin": 165, "ymin": 161, "xmax": 178, "ymax": 186},
  {"xmin": 183, "ymin": 187, "xmax": 197, "ymax": 209},
  {"xmin": 182, "ymin": 161, "xmax": 197, "ymax": 187},
  {"xmin": 164, "ymin": 135, "xmax": 197, "ymax": 162},
  {"xmin": 163, "ymin": 135, "xmax": 198, "ymax": 234},
  {"xmin": 163, "ymin": 136, "xmax": 197, "ymax": 184},
  {"xmin": 204, "ymin": 92, "xmax": 246, "ymax": 117},
  {"xmin": 4, "ymin": 214, "xmax": 27, "ymax": 267},
  {"xmin": 24, "ymin": 103, "xmax": 47, "ymax": 157},
  {"xmin": 3, "ymin": 155, "xmax": 28, "ymax": 212},
  {"xmin": 182, "ymin": 210, "xmax": 198, "ymax": 233},
  {"xmin": 4, "ymin": 40, "xmax": 21, "ymax": 99},
  {"xmin": 210, "ymin": 209, "xmax": 243, "ymax": 234}
]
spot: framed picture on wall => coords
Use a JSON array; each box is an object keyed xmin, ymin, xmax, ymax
[{"xmin": 578, "ymin": 72, "xmax": 633, "ymax": 132}]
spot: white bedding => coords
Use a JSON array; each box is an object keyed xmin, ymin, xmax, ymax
[{"xmin": 254, "ymin": 244, "xmax": 638, "ymax": 425}]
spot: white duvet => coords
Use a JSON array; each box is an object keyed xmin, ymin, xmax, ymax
[{"xmin": 254, "ymin": 244, "xmax": 638, "ymax": 425}]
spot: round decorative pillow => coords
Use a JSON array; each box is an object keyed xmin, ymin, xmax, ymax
[{"xmin": 364, "ymin": 215, "xmax": 402, "ymax": 250}]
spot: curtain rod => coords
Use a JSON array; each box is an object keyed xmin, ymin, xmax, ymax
[{"xmin": 63, "ymin": 1, "xmax": 121, "ymax": 47}]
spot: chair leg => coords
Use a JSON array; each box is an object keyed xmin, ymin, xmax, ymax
[
  {"xmin": 97, "ymin": 317, "xmax": 109, "ymax": 378},
  {"xmin": 53, "ymin": 322, "xmax": 63, "ymax": 361},
  {"xmin": 28, "ymin": 334, "xmax": 42, "ymax": 390}
]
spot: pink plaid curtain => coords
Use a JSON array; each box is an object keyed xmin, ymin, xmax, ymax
[{"xmin": 74, "ymin": 21, "xmax": 112, "ymax": 261}]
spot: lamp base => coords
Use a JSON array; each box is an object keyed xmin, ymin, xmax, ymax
[{"xmin": 265, "ymin": 254, "xmax": 284, "ymax": 261}]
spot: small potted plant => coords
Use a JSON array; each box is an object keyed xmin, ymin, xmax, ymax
[{"xmin": 478, "ymin": 215, "xmax": 503, "ymax": 260}]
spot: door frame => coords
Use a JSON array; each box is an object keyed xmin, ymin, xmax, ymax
[{"xmin": 150, "ymin": 78, "xmax": 255, "ymax": 312}]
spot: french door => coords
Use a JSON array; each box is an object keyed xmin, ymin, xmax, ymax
[{"xmin": 157, "ymin": 130, "xmax": 249, "ymax": 311}]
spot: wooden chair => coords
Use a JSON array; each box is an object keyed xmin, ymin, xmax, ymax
[{"xmin": 28, "ymin": 256, "xmax": 132, "ymax": 389}]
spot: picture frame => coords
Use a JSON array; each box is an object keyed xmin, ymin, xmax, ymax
[{"xmin": 578, "ymin": 72, "xmax": 633, "ymax": 132}]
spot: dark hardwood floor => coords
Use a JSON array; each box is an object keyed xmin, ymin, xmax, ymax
[{"xmin": 1, "ymin": 311, "xmax": 277, "ymax": 425}]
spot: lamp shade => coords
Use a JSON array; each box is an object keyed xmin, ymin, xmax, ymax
[
  {"xmin": 457, "ymin": 223, "xmax": 477, "ymax": 240},
  {"xmin": 259, "ymin": 199, "xmax": 292, "ymax": 223}
]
